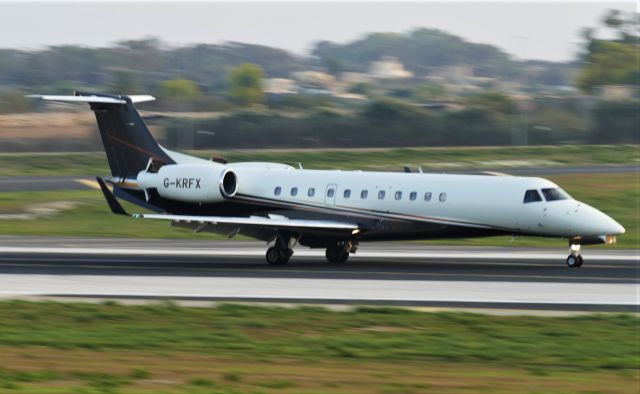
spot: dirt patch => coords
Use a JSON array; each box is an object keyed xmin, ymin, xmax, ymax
[{"xmin": 0, "ymin": 201, "xmax": 81, "ymax": 220}]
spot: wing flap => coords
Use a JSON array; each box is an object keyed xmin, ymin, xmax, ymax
[{"xmin": 135, "ymin": 213, "xmax": 359, "ymax": 233}]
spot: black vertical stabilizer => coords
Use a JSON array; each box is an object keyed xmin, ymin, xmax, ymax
[{"xmin": 77, "ymin": 91, "xmax": 175, "ymax": 177}]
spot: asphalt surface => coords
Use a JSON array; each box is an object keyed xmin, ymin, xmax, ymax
[
  {"xmin": 0, "ymin": 238, "xmax": 637, "ymax": 312},
  {"xmin": 0, "ymin": 165, "xmax": 637, "ymax": 192}
]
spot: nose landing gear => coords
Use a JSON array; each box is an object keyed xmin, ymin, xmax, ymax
[{"xmin": 566, "ymin": 244, "xmax": 583, "ymax": 268}]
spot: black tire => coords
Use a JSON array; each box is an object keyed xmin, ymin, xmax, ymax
[
  {"xmin": 266, "ymin": 247, "xmax": 285, "ymax": 265},
  {"xmin": 337, "ymin": 251, "xmax": 349, "ymax": 263},
  {"xmin": 566, "ymin": 253, "xmax": 580, "ymax": 268},
  {"xmin": 326, "ymin": 246, "xmax": 348, "ymax": 263}
]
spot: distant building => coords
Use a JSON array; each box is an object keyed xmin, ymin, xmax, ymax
[
  {"xmin": 264, "ymin": 78, "xmax": 297, "ymax": 94},
  {"xmin": 340, "ymin": 72, "xmax": 370, "ymax": 85},
  {"xmin": 432, "ymin": 64, "xmax": 474, "ymax": 84},
  {"xmin": 599, "ymin": 85, "xmax": 635, "ymax": 101},
  {"xmin": 291, "ymin": 71, "xmax": 337, "ymax": 91},
  {"xmin": 368, "ymin": 56, "xmax": 413, "ymax": 79}
]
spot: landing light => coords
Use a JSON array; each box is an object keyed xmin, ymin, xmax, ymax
[{"xmin": 352, "ymin": 229, "xmax": 361, "ymax": 235}]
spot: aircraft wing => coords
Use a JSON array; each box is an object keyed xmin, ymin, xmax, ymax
[{"xmin": 135, "ymin": 213, "xmax": 359, "ymax": 234}]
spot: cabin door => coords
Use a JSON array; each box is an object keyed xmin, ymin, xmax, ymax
[{"xmin": 325, "ymin": 183, "xmax": 338, "ymax": 205}]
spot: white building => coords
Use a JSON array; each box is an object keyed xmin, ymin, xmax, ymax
[{"xmin": 368, "ymin": 57, "xmax": 413, "ymax": 79}]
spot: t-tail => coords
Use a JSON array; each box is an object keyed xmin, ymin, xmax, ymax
[{"xmin": 31, "ymin": 91, "xmax": 175, "ymax": 178}]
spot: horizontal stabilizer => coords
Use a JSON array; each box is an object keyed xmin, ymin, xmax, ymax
[{"xmin": 27, "ymin": 94, "xmax": 155, "ymax": 104}]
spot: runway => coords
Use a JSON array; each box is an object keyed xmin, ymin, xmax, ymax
[{"xmin": 0, "ymin": 238, "xmax": 637, "ymax": 312}]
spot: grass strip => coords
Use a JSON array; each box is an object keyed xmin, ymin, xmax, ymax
[
  {"xmin": 0, "ymin": 302, "xmax": 637, "ymax": 393},
  {"xmin": 0, "ymin": 144, "xmax": 638, "ymax": 176}
]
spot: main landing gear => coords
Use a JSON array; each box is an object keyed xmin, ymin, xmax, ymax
[
  {"xmin": 325, "ymin": 241, "xmax": 357, "ymax": 264},
  {"xmin": 265, "ymin": 246, "xmax": 293, "ymax": 265},
  {"xmin": 265, "ymin": 233, "xmax": 294, "ymax": 265},
  {"xmin": 566, "ymin": 244, "xmax": 583, "ymax": 268},
  {"xmin": 264, "ymin": 236, "xmax": 358, "ymax": 265}
]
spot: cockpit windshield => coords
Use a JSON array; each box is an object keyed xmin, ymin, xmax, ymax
[{"xmin": 541, "ymin": 188, "xmax": 571, "ymax": 201}]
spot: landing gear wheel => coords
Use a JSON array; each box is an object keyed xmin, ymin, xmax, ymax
[
  {"xmin": 566, "ymin": 253, "xmax": 583, "ymax": 268},
  {"xmin": 266, "ymin": 247, "xmax": 291, "ymax": 265},
  {"xmin": 326, "ymin": 246, "xmax": 349, "ymax": 263}
]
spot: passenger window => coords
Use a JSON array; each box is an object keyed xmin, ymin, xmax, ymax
[
  {"xmin": 523, "ymin": 189, "xmax": 542, "ymax": 203},
  {"xmin": 327, "ymin": 188, "xmax": 335, "ymax": 198},
  {"xmin": 361, "ymin": 190, "xmax": 368, "ymax": 199},
  {"xmin": 424, "ymin": 192, "xmax": 432, "ymax": 202},
  {"xmin": 439, "ymin": 192, "xmax": 447, "ymax": 202},
  {"xmin": 410, "ymin": 192, "xmax": 417, "ymax": 201},
  {"xmin": 343, "ymin": 189, "xmax": 351, "ymax": 198},
  {"xmin": 290, "ymin": 187, "xmax": 298, "ymax": 197},
  {"xmin": 274, "ymin": 186, "xmax": 281, "ymax": 196},
  {"xmin": 308, "ymin": 187, "xmax": 315, "ymax": 197},
  {"xmin": 378, "ymin": 190, "xmax": 386, "ymax": 200},
  {"xmin": 395, "ymin": 191, "xmax": 402, "ymax": 200}
]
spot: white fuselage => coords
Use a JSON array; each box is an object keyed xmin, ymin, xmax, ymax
[
  {"xmin": 137, "ymin": 159, "xmax": 624, "ymax": 241},
  {"xmin": 227, "ymin": 165, "xmax": 623, "ymax": 239}
]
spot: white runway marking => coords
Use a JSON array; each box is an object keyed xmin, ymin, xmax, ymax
[
  {"xmin": 0, "ymin": 275, "xmax": 637, "ymax": 306},
  {"xmin": 0, "ymin": 246, "xmax": 637, "ymax": 261}
]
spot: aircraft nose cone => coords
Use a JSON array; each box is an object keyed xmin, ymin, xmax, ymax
[
  {"xmin": 608, "ymin": 218, "xmax": 625, "ymax": 235},
  {"xmin": 579, "ymin": 203, "xmax": 625, "ymax": 236}
]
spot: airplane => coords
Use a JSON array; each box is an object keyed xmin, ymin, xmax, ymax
[{"xmin": 30, "ymin": 92, "xmax": 625, "ymax": 267}]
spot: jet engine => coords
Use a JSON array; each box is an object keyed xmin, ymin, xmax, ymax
[{"xmin": 137, "ymin": 164, "xmax": 238, "ymax": 203}]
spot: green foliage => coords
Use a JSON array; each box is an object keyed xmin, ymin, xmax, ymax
[
  {"xmin": 156, "ymin": 78, "xmax": 206, "ymax": 111},
  {"xmin": 578, "ymin": 41, "xmax": 639, "ymax": 92},
  {"xmin": 577, "ymin": 10, "xmax": 639, "ymax": 92},
  {"xmin": 158, "ymin": 78, "xmax": 203, "ymax": 102},
  {"xmin": 313, "ymin": 28, "xmax": 536, "ymax": 82},
  {"xmin": 590, "ymin": 100, "xmax": 640, "ymax": 143},
  {"xmin": 110, "ymin": 70, "xmax": 140, "ymax": 94},
  {"xmin": 413, "ymin": 84, "xmax": 446, "ymax": 101},
  {"xmin": 465, "ymin": 91, "xmax": 516, "ymax": 115},
  {"xmin": 0, "ymin": 301, "xmax": 637, "ymax": 372},
  {"xmin": 226, "ymin": 63, "xmax": 264, "ymax": 106},
  {"xmin": 347, "ymin": 82, "xmax": 371, "ymax": 95}
]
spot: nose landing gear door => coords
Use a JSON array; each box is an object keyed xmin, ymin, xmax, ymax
[{"xmin": 325, "ymin": 183, "xmax": 338, "ymax": 205}]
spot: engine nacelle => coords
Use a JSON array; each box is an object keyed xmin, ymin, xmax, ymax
[{"xmin": 137, "ymin": 164, "xmax": 238, "ymax": 203}]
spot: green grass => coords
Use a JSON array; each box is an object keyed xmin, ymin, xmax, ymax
[
  {"xmin": 0, "ymin": 173, "xmax": 636, "ymax": 248},
  {"xmin": 0, "ymin": 144, "xmax": 638, "ymax": 176},
  {"xmin": 2, "ymin": 302, "xmax": 637, "ymax": 368},
  {"xmin": 0, "ymin": 302, "xmax": 637, "ymax": 393}
]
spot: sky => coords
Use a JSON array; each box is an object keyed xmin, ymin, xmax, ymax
[{"xmin": 0, "ymin": 1, "xmax": 635, "ymax": 62}]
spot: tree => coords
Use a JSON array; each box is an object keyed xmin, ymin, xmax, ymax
[
  {"xmin": 577, "ymin": 10, "xmax": 639, "ymax": 92},
  {"xmin": 158, "ymin": 78, "xmax": 203, "ymax": 111},
  {"xmin": 466, "ymin": 91, "xmax": 516, "ymax": 115},
  {"xmin": 111, "ymin": 70, "xmax": 139, "ymax": 94},
  {"xmin": 226, "ymin": 63, "xmax": 264, "ymax": 106}
]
